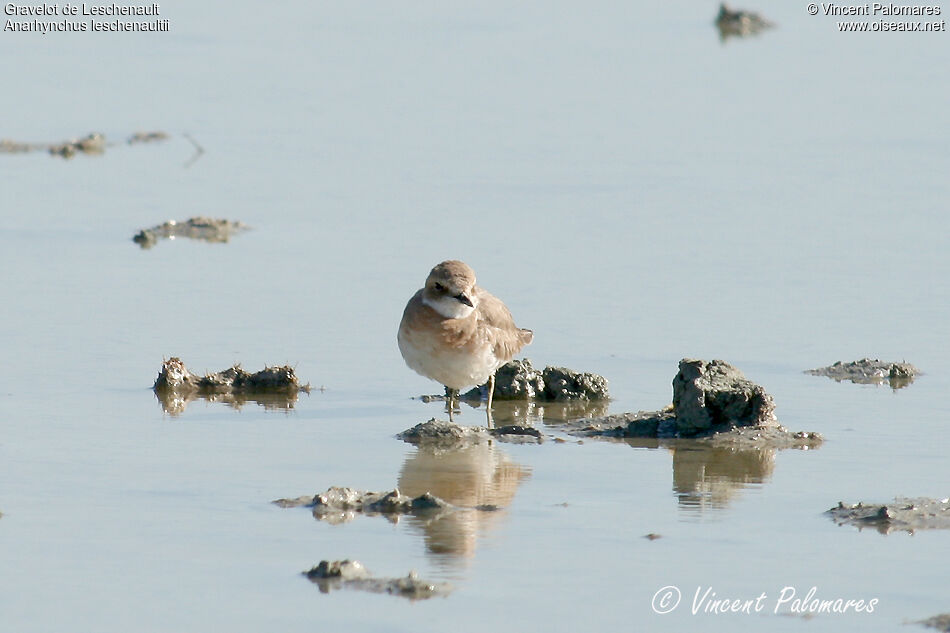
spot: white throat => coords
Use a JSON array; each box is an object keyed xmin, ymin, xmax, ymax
[{"xmin": 423, "ymin": 294, "xmax": 476, "ymax": 319}]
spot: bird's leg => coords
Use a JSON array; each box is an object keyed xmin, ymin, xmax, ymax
[
  {"xmin": 445, "ymin": 387, "xmax": 459, "ymax": 422},
  {"xmin": 487, "ymin": 373, "xmax": 495, "ymax": 410},
  {"xmin": 485, "ymin": 373, "xmax": 495, "ymax": 429}
]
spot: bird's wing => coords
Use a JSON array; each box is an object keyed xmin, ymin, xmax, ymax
[{"xmin": 475, "ymin": 287, "xmax": 533, "ymax": 361}]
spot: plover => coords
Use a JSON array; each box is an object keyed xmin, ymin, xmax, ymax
[{"xmin": 398, "ymin": 260, "xmax": 533, "ymax": 423}]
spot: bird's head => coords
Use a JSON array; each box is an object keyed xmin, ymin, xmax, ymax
[{"xmin": 422, "ymin": 260, "xmax": 477, "ymax": 319}]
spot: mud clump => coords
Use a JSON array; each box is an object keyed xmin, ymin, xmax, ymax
[
  {"xmin": 275, "ymin": 483, "xmax": 518, "ymax": 527},
  {"xmin": 306, "ymin": 559, "xmax": 371, "ymax": 581},
  {"xmin": 573, "ymin": 409, "xmax": 679, "ymax": 439},
  {"xmin": 397, "ymin": 419, "xmax": 543, "ymax": 449},
  {"xmin": 541, "ymin": 366, "xmax": 609, "ymax": 401},
  {"xmin": 154, "ymin": 357, "xmax": 308, "ymax": 394},
  {"xmin": 274, "ymin": 486, "xmax": 453, "ymax": 525},
  {"xmin": 133, "ymin": 217, "xmax": 249, "ymax": 249},
  {"xmin": 917, "ymin": 614, "xmax": 950, "ymax": 632},
  {"xmin": 48, "ymin": 133, "xmax": 107, "ymax": 158},
  {"xmin": 827, "ymin": 498, "xmax": 950, "ymax": 534},
  {"xmin": 152, "ymin": 357, "xmax": 310, "ymax": 416},
  {"xmin": 805, "ymin": 358, "xmax": 920, "ymax": 389},
  {"xmin": 397, "ymin": 419, "xmax": 491, "ymax": 448},
  {"xmin": 458, "ymin": 359, "xmax": 608, "ymax": 402},
  {"xmin": 672, "ymin": 359, "xmax": 777, "ymax": 435},
  {"xmin": 572, "ymin": 411, "xmax": 820, "ymax": 449},
  {"xmin": 486, "ymin": 359, "xmax": 544, "ymax": 399},
  {"xmin": 0, "ymin": 131, "xmax": 169, "ymax": 159},
  {"xmin": 127, "ymin": 131, "xmax": 170, "ymax": 144},
  {"xmin": 715, "ymin": 3, "xmax": 773, "ymax": 39},
  {"xmin": 559, "ymin": 359, "xmax": 819, "ymax": 447},
  {"xmin": 304, "ymin": 559, "xmax": 451, "ymax": 600},
  {"xmin": 0, "ymin": 139, "xmax": 32, "ymax": 153},
  {"xmin": 697, "ymin": 427, "xmax": 822, "ymax": 451}
]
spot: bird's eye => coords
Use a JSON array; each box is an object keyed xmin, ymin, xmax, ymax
[{"xmin": 434, "ymin": 283, "xmax": 444, "ymax": 291}]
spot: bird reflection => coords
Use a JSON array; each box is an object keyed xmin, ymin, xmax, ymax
[{"xmin": 397, "ymin": 443, "xmax": 530, "ymax": 571}]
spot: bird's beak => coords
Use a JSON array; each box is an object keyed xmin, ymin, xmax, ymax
[{"xmin": 455, "ymin": 293, "xmax": 474, "ymax": 307}]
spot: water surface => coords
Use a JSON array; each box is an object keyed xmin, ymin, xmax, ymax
[{"xmin": 1, "ymin": 1, "xmax": 948, "ymax": 631}]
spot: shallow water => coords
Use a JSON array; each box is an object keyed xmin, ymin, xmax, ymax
[{"xmin": 1, "ymin": 1, "xmax": 949, "ymax": 631}]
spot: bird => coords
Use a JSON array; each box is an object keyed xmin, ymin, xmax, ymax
[{"xmin": 398, "ymin": 260, "xmax": 533, "ymax": 424}]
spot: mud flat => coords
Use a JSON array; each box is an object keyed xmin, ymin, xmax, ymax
[
  {"xmin": 559, "ymin": 359, "xmax": 820, "ymax": 448},
  {"xmin": 133, "ymin": 217, "xmax": 249, "ymax": 249},
  {"xmin": 152, "ymin": 357, "xmax": 310, "ymax": 415},
  {"xmin": 715, "ymin": 3, "xmax": 773, "ymax": 39},
  {"xmin": 805, "ymin": 358, "xmax": 920, "ymax": 388},
  {"xmin": 304, "ymin": 560, "xmax": 451, "ymax": 600},
  {"xmin": 827, "ymin": 498, "xmax": 950, "ymax": 534}
]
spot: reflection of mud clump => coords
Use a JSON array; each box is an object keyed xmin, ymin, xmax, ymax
[
  {"xmin": 459, "ymin": 359, "xmax": 609, "ymax": 402},
  {"xmin": 715, "ymin": 3, "xmax": 773, "ymax": 39},
  {"xmin": 534, "ymin": 400, "xmax": 610, "ymax": 422},
  {"xmin": 805, "ymin": 358, "xmax": 920, "ymax": 389},
  {"xmin": 273, "ymin": 486, "xmax": 452, "ymax": 524},
  {"xmin": 153, "ymin": 357, "xmax": 309, "ymax": 416},
  {"xmin": 133, "ymin": 217, "xmax": 249, "ymax": 249},
  {"xmin": 612, "ymin": 435, "xmax": 815, "ymax": 512},
  {"xmin": 304, "ymin": 560, "xmax": 451, "ymax": 600},
  {"xmin": 671, "ymin": 441, "xmax": 776, "ymax": 510},
  {"xmin": 827, "ymin": 498, "xmax": 950, "ymax": 534}
]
